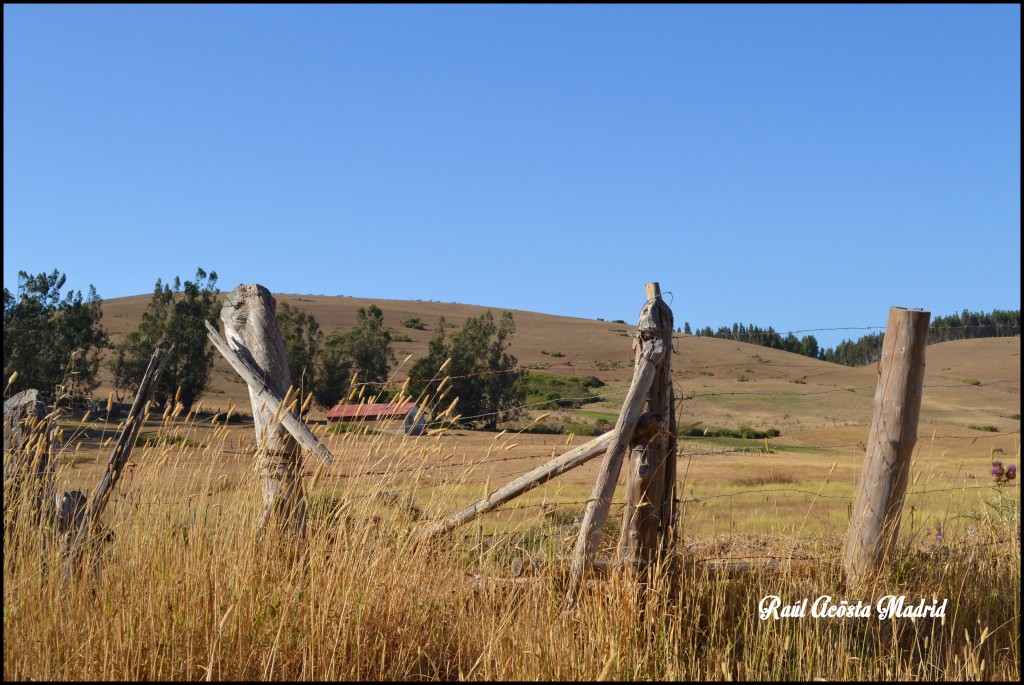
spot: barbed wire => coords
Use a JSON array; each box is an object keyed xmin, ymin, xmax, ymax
[
  {"xmin": 686, "ymin": 323, "xmax": 1020, "ymax": 341},
  {"xmin": 684, "ymin": 378, "xmax": 1019, "ymax": 401},
  {"xmin": 678, "ymin": 482, "xmax": 1020, "ymax": 505},
  {"xmin": 675, "ymin": 537, "xmax": 1020, "ymax": 564}
]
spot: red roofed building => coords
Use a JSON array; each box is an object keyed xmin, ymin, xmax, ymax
[{"xmin": 324, "ymin": 402, "xmax": 428, "ymax": 435}]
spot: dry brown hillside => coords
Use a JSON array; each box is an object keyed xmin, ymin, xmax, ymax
[{"xmin": 96, "ymin": 293, "xmax": 1020, "ymax": 451}]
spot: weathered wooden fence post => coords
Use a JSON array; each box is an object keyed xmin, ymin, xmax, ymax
[
  {"xmin": 220, "ymin": 284, "xmax": 307, "ymax": 537},
  {"xmin": 617, "ymin": 283, "xmax": 678, "ymax": 575},
  {"xmin": 843, "ymin": 306, "xmax": 930, "ymax": 583},
  {"xmin": 566, "ymin": 282, "xmax": 672, "ymax": 603}
]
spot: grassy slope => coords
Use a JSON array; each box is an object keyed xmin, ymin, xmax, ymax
[{"xmin": 98, "ymin": 293, "xmax": 1020, "ymax": 432}]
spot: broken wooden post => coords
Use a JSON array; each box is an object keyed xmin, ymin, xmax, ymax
[
  {"xmin": 843, "ymin": 306, "xmax": 930, "ymax": 583},
  {"xmin": 617, "ymin": 282, "xmax": 678, "ymax": 576},
  {"xmin": 419, "ymin": 413, "xmax": 663, "ymax": 541},
  {"xmin": 62, "ymin": 347, "xmax": 169, "ymax": 579},
  {"xmin": 220, "ymin": 285, "xmax": 307, "ymax": 537},
  {"xmin": 566, "ymin": 283, "xmax": 670, "ymax": 603}
]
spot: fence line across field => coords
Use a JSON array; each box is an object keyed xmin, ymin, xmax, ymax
[{"xmin": 20, "ymin": 288, "xmax": 1017, "ymax": 593}]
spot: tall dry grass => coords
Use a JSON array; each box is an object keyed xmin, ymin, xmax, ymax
[{"xmin": 3, "ymin": 393, "xmax": 1020, "ymax": 681}]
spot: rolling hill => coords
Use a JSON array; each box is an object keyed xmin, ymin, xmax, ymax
[{"xmin": 95, "ymin": 292, "xmax": 1021, "ymax": 454}]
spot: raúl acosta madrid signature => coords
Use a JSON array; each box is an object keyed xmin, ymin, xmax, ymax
[{"xmin": 758, "ymin": 594, "xmax": 948, "ymax": 620}]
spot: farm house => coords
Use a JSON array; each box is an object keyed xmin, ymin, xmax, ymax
[{"xmin": 323, "ymin": 401, "xmax": 428, "ymax": 435}]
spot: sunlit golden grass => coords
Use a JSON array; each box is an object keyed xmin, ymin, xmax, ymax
[{"xmin": 3, "ymin": 397, "xmax": 1020, "ymax": 680}]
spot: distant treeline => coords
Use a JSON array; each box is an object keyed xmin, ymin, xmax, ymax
[{"xmin": 684, "ymin": 309, "xmax": 1020, "ymax": 367}]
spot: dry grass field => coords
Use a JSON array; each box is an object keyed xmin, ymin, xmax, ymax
[{"xmin": 4, "ymin": 293, "xmax": 1020, "ymax": 680}]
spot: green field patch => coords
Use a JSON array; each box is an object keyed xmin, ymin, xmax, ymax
[
  {"xmin": 325, "ymin": 422, "xmax": 382, "ymax": 436},
  {"xmin": 697, "ymin": 392, "xmax": 814, "ymax": 411},
  {"xmin": 679, "ymin": 435, "xmax": 825, "ymax": 454},
  {"xmin": 574, "ymin": 409, "xmax": 619, "ymax": 422}
]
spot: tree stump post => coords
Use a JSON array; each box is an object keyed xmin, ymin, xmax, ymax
[
  {"xmin": 617, "ymin": 283, "xmax": 678, "ymax": 576},
  {"xmin": 843, "ymin": 306, "xmax": 930, "ymax": 583},
  {"xmin": 220, "ymin": 285, "xmax": 307, "ymax": 538}
]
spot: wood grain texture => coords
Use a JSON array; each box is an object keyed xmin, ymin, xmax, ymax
[
  {"xmin": 205, "ymin": 322, "xmax": 334, "ymax": 466},
  {"xmin": 843, "ymin": 306, "xmax": 930, "ymax": 583},
  {"xmin": 618, "ymin": 288, "xmax": 677, "ymax": 574}
]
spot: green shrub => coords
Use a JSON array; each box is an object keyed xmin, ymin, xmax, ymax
[
  {"xmin": 520, "ymin": 422, "xmax": 562, "ymax": 435},
  {"xmin": 401, "ymin": 318, "xmax": 427, "ymax": 330},
  {"xmin": 680, "ymin": 425, "xmax": 781, "ymax": 440},
  {"xmin": 563, "ymin": 420, "xmax": 598, "ymax": 437}
]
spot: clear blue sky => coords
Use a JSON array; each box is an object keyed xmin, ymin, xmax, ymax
[{"xmin": 4, "ymin": 5, "xmax": 1020, "ymax": 350}]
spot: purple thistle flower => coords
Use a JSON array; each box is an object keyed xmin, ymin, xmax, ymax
[
  {"xmin": 992, "ymin": 460, "xmax": 1004, "ymax": 468},
  {"xmin": 991, "ymin": 466, "xmax": 1004, "ymax": 480}
]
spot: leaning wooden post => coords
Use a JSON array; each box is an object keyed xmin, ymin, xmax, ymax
[
  {"xmin": 220, "ymin": 284, "xmax": 307, "ymax": 538},
  {"xmin": 843, "ymin": 306, "xmax": 930, "ymax": 583},
  {"xmin": 617, "ymin": 282, "xmax": 678, "ymax": 575},
  {"xmin": 62, "ymin": 347, "xmax": 170, "ymax": 579},
  {"xmin": 566, "ymin": 284, "xmax": 669, "ymax": 603},
  {"xmin": 420, "ymin": 413, "xmax": 663, "ymax": 541}
]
